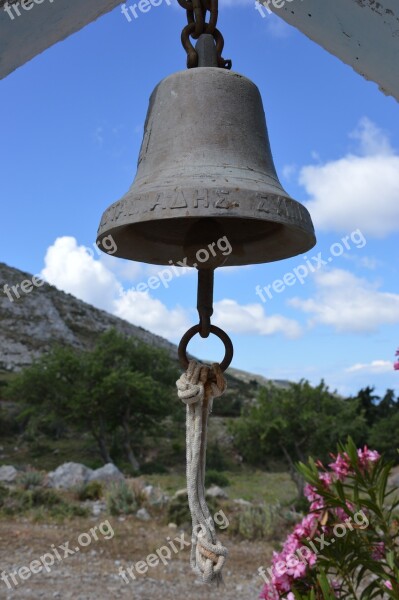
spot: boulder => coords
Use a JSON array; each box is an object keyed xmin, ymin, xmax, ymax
[
  {"xmin": 136, "ymin": 507, "xmax": 151, "ymax": 521},
  {"xmin": 48, "ymin": 462, "xmax": 93, "ymax": 489},
  {"xmin": 388, "ymin": 466, "xmax": 399, "ymax": 489},
  {"xmin": 388, "ymin": 474, "xmax": 399, "ymax": 489},
  {"xmin": 0, "ymin": 465, "xmax": 18, "ymax": 483},
  {"xmin": 91, "ymin": 501, "xmax": 107, "ymax": 517},
  {"xmin": 173, "ymin": 488, "xmax": 188, "ymax": 499},
  {"xmin": 143, "ymin": 484, "xmax": 169, "ymax": 506},
  {"xmin": 89, "ymin": 463, "xmax": 124, "ymax": 485},
  {"xmin": 233, "ymin": 498, "xmax": 253, "ymax": 507},
  {"xmin": 206, "ymin": 485, "xmax": 228, "ymax": 499}
]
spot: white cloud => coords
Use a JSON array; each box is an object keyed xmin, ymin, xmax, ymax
[
  {"xmin": 41, "ymin": 237, "xmax": 299, "ymax": 343},
  {"xmin": 301, "ymin": 118, "xmax": 399, "ymax": 237},
  {"xmin": 341, "ymin": 253, "xmax": 381, "ymax": 271},
  {"xmin": 289, "ymin": 268, "xmax": 399, "ymax": 333},
  {"xmin": 114, "ymin": 290, "xmax": 190, "ymax": 340},
  {"xmin": 213, "ymin": 299, "xmax": 302, "ymax": 338},
  {"xmin": 346, "ymin": 360, "xmax": 394, "ymax": 374},
  {"xmin": 282, "ymin": 164, "xmax": 297, "ymax": 181},
  {"xmin": 41, "ymin": 237, "xmax": 121, "ymax": 312}
]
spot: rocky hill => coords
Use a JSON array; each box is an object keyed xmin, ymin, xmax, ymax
[
  {"xmin": 0, "ymin": 262, "xmax": 177, "ymax": 373},
  {"xmin": 0, "ymin": 262, "xmax": 286, "ymax": 404}
]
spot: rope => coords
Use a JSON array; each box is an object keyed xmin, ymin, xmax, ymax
[{"xmin": 176, "ymin": 360, "xmax": 228, "ymax": 584}]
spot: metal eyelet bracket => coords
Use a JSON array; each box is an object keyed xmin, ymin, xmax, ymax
[{"xmin": 178, "ymin": 324, "xmax": 234, "ymax": 372}]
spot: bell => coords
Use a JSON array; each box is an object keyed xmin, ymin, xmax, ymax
[{"xmin": 97, "ymin": 66, "xmax": 316, "ymax": 267}]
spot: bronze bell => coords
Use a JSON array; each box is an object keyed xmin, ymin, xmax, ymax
[{"xmin": 97, "ymin": 54, "xmax": 316, "ymax": 266}]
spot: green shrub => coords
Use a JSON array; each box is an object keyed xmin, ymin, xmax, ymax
[
  {"xmin": 140, "ymin": 461, "xmax": 168, "ymax": 475},
  {"xmin": 29, "ymin": 440, "xmax": 53, "ymax": 458},
  {"xmin": 30, "ymin": 488, "xmax": 61, "ymax": 507},
  {"xmin": 18, "ymin": 470, "xmax": 45, "ymax": 490},
  {"xmin": 0, "ymin": 484, "xmax": 8, "ymax": 504},
  {"xmin": 0, "ymin": 485, "xmax": 88, "ymax": 519},
  {"xmin": 107, "ymin": 481, "xmax": 137, "ymax": 515},
  {"xmin": 77, "ymin": 481, "xmax": 103, "ymax": 501},
  {"xmin": 205, "ymin": 470, "xmax": 230, "ymax": 488},
  {"xmin": 260, "ymin": 439, "xmax": 399, "ymax": 599},
  {"xmin": 229, "ymin": 504, "xmax": 282, "ymax": 540},
  {"xmin": 206, "ymin": 442, "xmax": 229, "ymax": 471},
  {"xmin": 167, "ymin": 493, "xmax": 220, "ymax": 527}
]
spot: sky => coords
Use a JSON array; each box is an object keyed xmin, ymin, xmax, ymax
[{"xmin": 1, "ymin": 0, "xmax": 398, "ymax": 396}]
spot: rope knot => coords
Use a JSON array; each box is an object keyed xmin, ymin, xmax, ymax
[
  {"xmin": 197, "ymin": 536, "xmax": 228, "ymax": 582},
  {"xmin": 176, "ymin": 360, "xmax": 226, "ymax": 406}
]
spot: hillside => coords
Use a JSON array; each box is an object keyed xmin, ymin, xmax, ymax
[
  {"xmin": 0, "ymin": 262, "xmax": 287, "ymax": 404},
  {"xmin": 0, "ymin": 262, "xmax": 177, "ymax": 373}
]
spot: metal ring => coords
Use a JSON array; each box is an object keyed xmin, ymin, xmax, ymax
[{"xmin": 178, "ymin": 324, "xmax": 234, "ymax": 372}]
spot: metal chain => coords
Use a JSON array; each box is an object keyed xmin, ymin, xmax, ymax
[{"xmin": 178, "ymin": 0, "xmax": 232, "ymax": 70}]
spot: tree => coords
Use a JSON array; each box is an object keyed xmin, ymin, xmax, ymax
[
  {"xmin": 230, "ymin": 380, "xmax": 368, "ymax": 499},
  {"xmin": 369, "ymin": 411, "xmax": 399, "ymax": 463},
  {"xmin": 7, "ymin": 329, "xmax": 180, "ymax": 468},
  {"xmin": 353, "ymin": 386, "xmax": 380, "ymax": 428},
  {"xmin": 376, "ymin": 388, "xmax": 398, "ymax": 419}
]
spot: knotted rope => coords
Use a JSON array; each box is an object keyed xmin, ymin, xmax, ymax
[{"xmin": 176, "ymin": 359, "xmax": 228, "ymax": 584}]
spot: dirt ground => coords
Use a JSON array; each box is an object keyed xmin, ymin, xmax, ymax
[{"xmin": 0, "ymin": 518, "xmax": 273, "ymax": 599}]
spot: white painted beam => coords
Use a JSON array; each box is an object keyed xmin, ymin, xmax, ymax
[
  {"xmin": 0, "ymin": 0, "xmax": 121, "ymax": 80},
  {"xmin": 1, "ymin": 0, "xmax": 398, "ymax": 104},
  {"xmin": 267, "ymin": 0, "xmax": 399, "ymax": 102}
]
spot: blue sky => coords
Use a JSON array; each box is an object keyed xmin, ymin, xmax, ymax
[{"xmin": 1, "ymin": 0, "xmax": 398, "ymax": 396}]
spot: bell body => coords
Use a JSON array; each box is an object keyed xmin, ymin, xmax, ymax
[{"xmin": 97, "ymin": 67, "xmax": 316, "ymax": 266}]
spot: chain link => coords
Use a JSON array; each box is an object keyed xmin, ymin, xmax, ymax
[{"xmin": 178, "ymin": 0, "xmax": 232, "ymax": 70}]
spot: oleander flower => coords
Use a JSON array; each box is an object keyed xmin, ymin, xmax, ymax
[
  {"xmin": 358, "ymin": 446, "xmax": 381, "ymax": 468},
  {"xmin": 371, "ymin": 541, "xmax": 385, "ymax": 560},
  {"xmin": 328, "ymin": 452, "xmax": 351, "ymax": 480}
]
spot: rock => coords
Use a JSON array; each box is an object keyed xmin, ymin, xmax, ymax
[
  {"xmin": 91, "ymin": 501, "xmax": 107, "ymax": 517},
  {"xmin": 233, "ymin": 498, "xmax": 253, "ymax": 507},
  {"xmin": 136, "ymin": 507, "xmax": 151, "ymax": 521},
  {"xmin": 48, "ymin": 462, "xmax": 93, "ymax": 489},
  {"xmin": 168, "ymin": 523, "xmax": 178, "ymax": 530},
  {"xmin": 388, "ymin": 474, "xmax": 399, "ymax": 488},
  {"xmin": 88, "ymin": 463, "xmax": 124, "ymax": 485},
  {"xmin": 143, "ymin": 485, "xmax": 169, "ymax": 506},
  {"xmin": 206, "ymin": 485, "xmax": 228, "ymax": 499},
  {"xmin": 0, "ymin": 465, "xmax": 17, "ymax": 483},
  {"xmin": 173, "ymin": 488, "xmax": 188, "ymax": 499},
  {"xmin": 388, "ymin": 466, "xmax": 399, "ymax": 489}
]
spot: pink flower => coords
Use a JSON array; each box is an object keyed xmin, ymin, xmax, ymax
[
  {"xmin": 293, "ymin": 513, "xmax": 318, "ymax": 539},
  {"xmin": 385, "ymin": 580, "xmax": 393, "ymax": 590},
  {"xmin": 371, "ymin": 541, "xmax": 385, "ymax": 560},
  {"xmin": 286, "ymin": 560, "xmax": 307, "ymax": 579},
  {"xmin": 319, "ymin": 472, "xmax": 333, "ymax": 487},
  {"xmin": 260, "ymin": 585, "xmax": 279, "ymax": 600},
  {"xmin": 394, "ymin": 361, "xmax": 399, "ymax": 371},
  {"xmin": 329, "ymin": 453, "xmax": 351, "ymax": 480},
  {"xmin": 358, "ymin": 446, "xmax": 380, "ymax": 467},
  {"xmin": 304, "ymin": 484, "xmax": 319, "ymax": 502}
]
